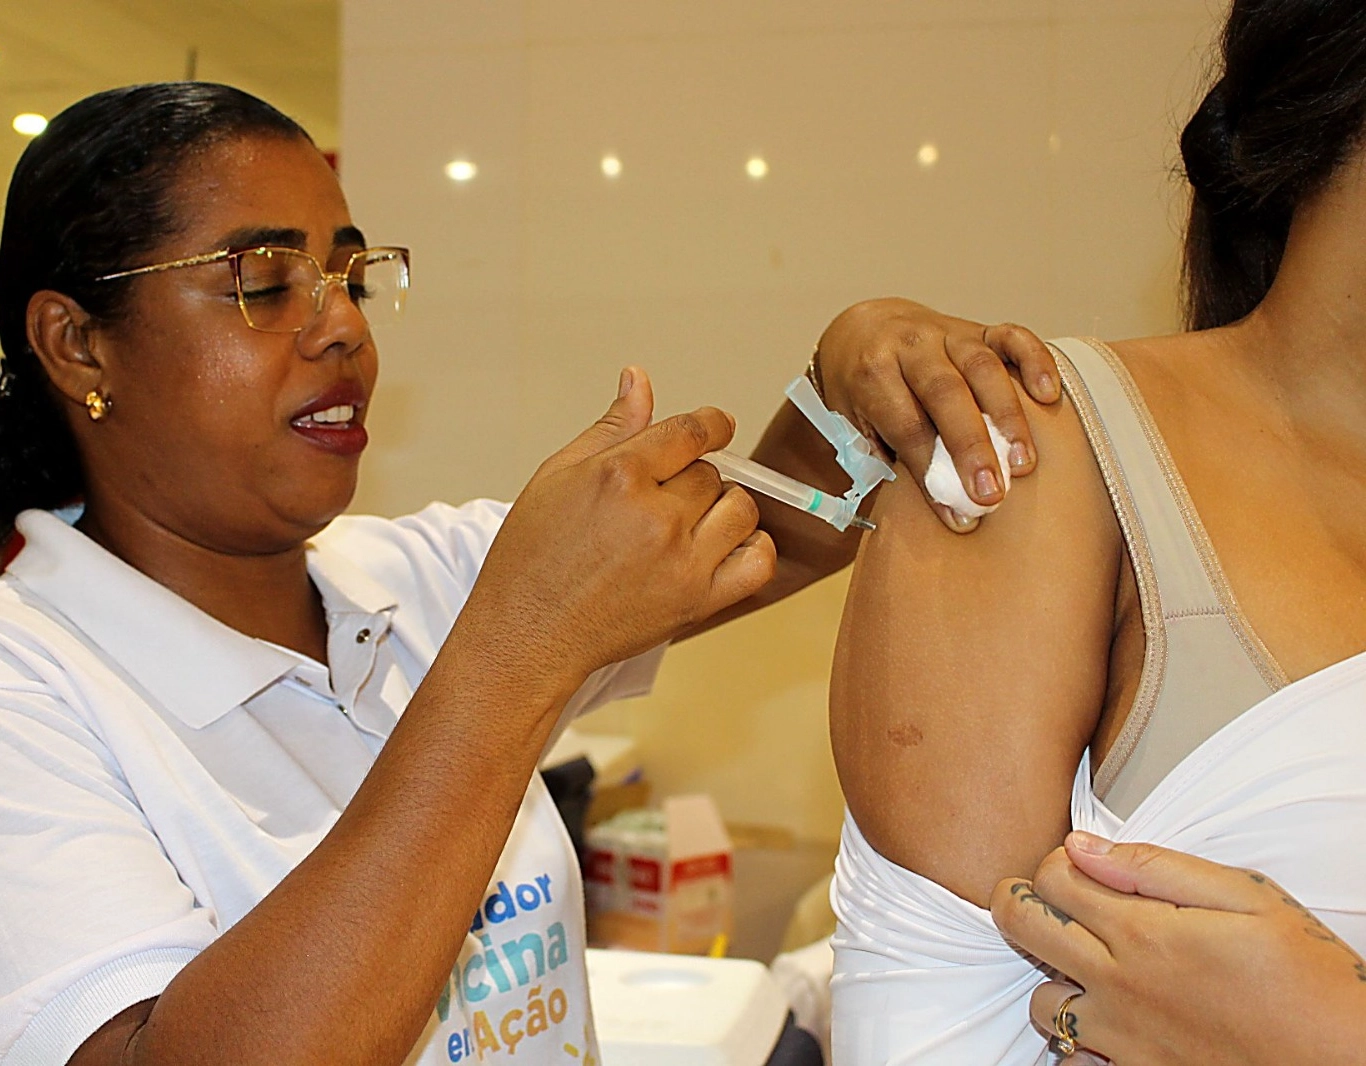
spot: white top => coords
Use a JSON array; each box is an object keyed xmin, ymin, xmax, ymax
[
  {"xmin": 830, "ymin": 652, "xmax": 1366, "ymax": 1065},
  {"xmin": 0, "ymin": 504, "xmax": 664, "ymax": 1065}
]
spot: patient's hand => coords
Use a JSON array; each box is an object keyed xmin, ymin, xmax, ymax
[
  {"xmin": 992, "ymin": 834, "xmax": 1366, "ymax": 1066},
  {"xmin": 816, "ymin": 298, "xmax": 1060, "ymax": 531}
]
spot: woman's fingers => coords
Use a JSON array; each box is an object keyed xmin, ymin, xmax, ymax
[
  {"xmin": 984, "ymin": 322, "xmax": 1060, "ymax": 403},
  {"xmin": 1006, "ymin": 842, "xmax": 1366, "ymax": 1066},
  {"xmin": 1027, "ymin": 842, "xmax": 1218, "ymax": 958},
  {"xmin": 538, "ymin": 366, "xmax": 656, "ymax": 475},
  {"xmin": 659, "ymin": 472, "xmax": 773, "ymax": 612},
  {"xmin": 990, "ymin": 870, "xmax": 1113, "ymax": 981},
  {"xmin": 705, "ymin": 529, "xmax": 778, "ymax": 613},
  {"xmin": 1064, "ymin": 833, "xmax": 1271, "ymax": 913},
  {"xmin": 1028, "ymin": 981, "xmax": 1106, "ymax": 1060},
  {"xmin": 485, "ymin": 374, "xmax": 771, "ymax": 676},
  {"xmin": 814, "ymin": 300, "xmax": 1061, "ymax": 530},
  {"xmin": 930, "ymin": 500, "xmax": 980, "ymax": 534},
  {"xmin": 834, "ymin": 367, "xmax": 983, "ymax": 534},
  {"xmin": 848, "ymin": 359, "xmax": 941, "ymax": 475},
  {"xmin": 608, "ymin": 406, "xmax": 737, "ymax": 484},
  {"xmin": 897, "ymin": 319, "xmax": 1056, "ymax": 508},
  {"xmin": 690, "ymin": 481, "xmax": 761, "ymax": 559},
  {"xmin": 898, "ymin": 347, "xmax": 1006, "ymax": 510},
  {"xmin": 942, "ymin": 329, "xmax": 1034, "ymax": 478},
  {"xmin": 657, "ymin": 457, "xmax": 726, "ymax": 510}
]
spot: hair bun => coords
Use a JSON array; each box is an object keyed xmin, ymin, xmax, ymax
[{"xmin": 1181, "ymin": 78, "xmax": 1244, "ymax": 215}]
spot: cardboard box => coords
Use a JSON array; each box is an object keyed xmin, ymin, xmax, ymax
[{"xmin": 584, "ymin": 794, "xmax": 734, "ymax": 955}]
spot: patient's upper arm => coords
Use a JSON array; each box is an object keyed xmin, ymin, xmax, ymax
[{"xmin": 829, "ymin": 392, "xmax": 1121, "ymax": 906}]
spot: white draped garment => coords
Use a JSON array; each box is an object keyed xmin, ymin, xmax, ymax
[{"xmin": 830, "ymin": 650, "xmax": 1366, "ymax": 1065}]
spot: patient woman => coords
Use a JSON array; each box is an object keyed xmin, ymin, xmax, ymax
[{"xmin": 818, "ymin": 1, "xmax": 1366, "ymax": 1061}]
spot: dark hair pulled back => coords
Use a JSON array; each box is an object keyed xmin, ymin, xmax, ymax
[
  {"xmin": 0, "ymin": 82, "xmax": 310, "ymax": 534},
  {"xmin": 1181, "ymin": 0, "xmax": 1366, "ymax": 329}
]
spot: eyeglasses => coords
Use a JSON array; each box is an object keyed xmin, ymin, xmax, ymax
[{"xmin": 93, "ymin": 245, "xmax": 411, "ymax": 333}]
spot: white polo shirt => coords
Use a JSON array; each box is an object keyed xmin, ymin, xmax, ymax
[{"xmin": 0, "ymin": 503, "xmax": 663, "ymax": 1065}]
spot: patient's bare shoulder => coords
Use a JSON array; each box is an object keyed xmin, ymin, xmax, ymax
[{"xmin": 829, "ymin": 387, "xmax": 1123, "ymax": 906}]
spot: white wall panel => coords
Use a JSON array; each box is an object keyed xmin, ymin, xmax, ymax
[{"xmin": 342, "ymin": 0, "xmax": 1224, "ymax": 842}]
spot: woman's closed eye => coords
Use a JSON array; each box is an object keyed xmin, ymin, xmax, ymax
[{"xmin": 239, "ymin": 283, "xmax": 293, "ymax": 303}]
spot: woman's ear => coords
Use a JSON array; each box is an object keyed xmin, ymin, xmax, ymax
[{"xmin": 26, "ymin": 289, "xmax": 104, "ymax": 406}]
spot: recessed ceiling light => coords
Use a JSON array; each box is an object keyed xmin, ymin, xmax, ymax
[
  {"xmin": 601, "ymin": 154, "xmax": 622, "ymax": 178},
  {"xmin": 745, "ymin": 156, "xmax": 769, "ymax": 180},
  {"xmin": 917, "ymin": 142, "xmax": 939, "ymax": 169},
  {"xmin": 444, "ymin": 159, "xmax": 477, "ymax": 182},
  {"xmin": 12, "ymin": 113, "xmax": 47, "ymax": 137}
]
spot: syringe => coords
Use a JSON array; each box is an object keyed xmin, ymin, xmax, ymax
[{"xmin": 701, "ymin": 449, "xmax": 876, "ymax": 532}]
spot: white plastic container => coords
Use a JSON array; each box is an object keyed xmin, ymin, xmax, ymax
[{"xmin": 586, "ymin": 948, "xmax": 789, "ymax": 1066}]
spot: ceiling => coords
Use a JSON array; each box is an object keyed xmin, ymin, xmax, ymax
[{"xmin": 0, "ymin": 0, "xmax": 338, "ymax": 196}]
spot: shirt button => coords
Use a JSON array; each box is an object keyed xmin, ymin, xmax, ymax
[{"xmin": 356, "ymin": 628, "xmax": 371, "ymax": 644}]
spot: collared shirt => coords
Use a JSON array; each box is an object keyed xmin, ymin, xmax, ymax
[{"xmin": 0, "ymin": 503, "xmax": 662, "ymax": 1065}]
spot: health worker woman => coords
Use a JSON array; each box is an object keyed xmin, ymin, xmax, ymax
[{"xmin": 0, "ymin": 81, "xmax": 1054, "ymax": 1066}]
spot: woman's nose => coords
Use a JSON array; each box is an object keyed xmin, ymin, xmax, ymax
[
  {"xmin": 298, "ymin": 278, "xmax": 370, "ymax": 358},
  {"xmin": 309, "ymin": 273, "xmax": 353, "ymax": 315}
]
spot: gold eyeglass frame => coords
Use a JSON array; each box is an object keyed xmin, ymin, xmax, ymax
[{"xmin": 93, "ymin": 245, "xmax": 411, "ymax": 333}]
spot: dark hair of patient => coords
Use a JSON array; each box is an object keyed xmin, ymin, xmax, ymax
[
  {"xmin": 1181, "ymin": 0, "xmax": 1366, "ymax": 330},
  {"xmin": 0, "ymin": 82, "xmax": 309, "ymax": 536}
]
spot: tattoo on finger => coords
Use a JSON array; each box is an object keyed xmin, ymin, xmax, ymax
[{"xmin": 1010, "ymin": 881, "xmax": 1074, "ymax": 926}]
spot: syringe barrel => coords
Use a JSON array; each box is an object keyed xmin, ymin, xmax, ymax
[
  {"xmin": 702, "ymin": 450, "xmax": 858, "ymax": 530},
  {"xmin": 701, "ymin": 450, "xmax": 820, "ymax": 512},
  {"xmin": 806, "ymin": 491, "xmax": 856, "ymax": 531}
]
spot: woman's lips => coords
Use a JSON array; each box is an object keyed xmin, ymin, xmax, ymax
[
  {"xmin": 290, "ymin": 389, "xmax": 369, "ymax": 457},
  {"xmin": 289, "ymin": 417, "xmax": 369, "ymax": 456}
]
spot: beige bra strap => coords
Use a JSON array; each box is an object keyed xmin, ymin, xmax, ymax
[
  {"xmin": 1053, "ymin": 338, "xmax": 1225, "ymax": 616},
  {"xmin": 1049, "ymin": 338, "xmax": 1285, "ymax": 809}
]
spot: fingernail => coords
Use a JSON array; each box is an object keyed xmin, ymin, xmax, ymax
[
  {"xmin": 973, "ymin": 468, "xmax": 1000, "ymax": 500},
  {"xmin": 1008, "ymin": 441, "xmax": 1030, "ymax": 470},
  {"xmin": 1038, "ymin": 372, "xmax": 1057, "ymax": 399},
  {"xmin": 617, "ymin": 368, "xmax": 634, "ymax": 397},
  {"xmin": 933, "ymin": 503, "xmax": 977, "ymax": 532},
  {"xmin": 1068, "ymin": 831, "xmax": 1113, "ymax": 855}
]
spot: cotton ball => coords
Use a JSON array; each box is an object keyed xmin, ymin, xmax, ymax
[{"xmin": 923, "ymin": 415, "xmax": 1012, "ymax": 519}]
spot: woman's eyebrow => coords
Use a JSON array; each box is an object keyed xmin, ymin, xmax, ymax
[
  {"xmin": 217, "ymin": 226, "xmax": 309, "ymax": 251},
  {"xmin": 334, "ymin": 224, "xmax": 367, "ymax": 250}
]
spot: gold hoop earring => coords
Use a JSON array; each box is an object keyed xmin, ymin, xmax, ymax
[{"xmin": 84, "ymin": 390, "xmax": 111, "ymax": 422}]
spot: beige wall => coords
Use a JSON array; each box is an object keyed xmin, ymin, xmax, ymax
[
  {"xmin": 342, "ymin": 0, "xmax": 1224, "ymax": 844},
  {"xmin": 0, "ymin": 2, "xmax": 338, "ymax": 194}
]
